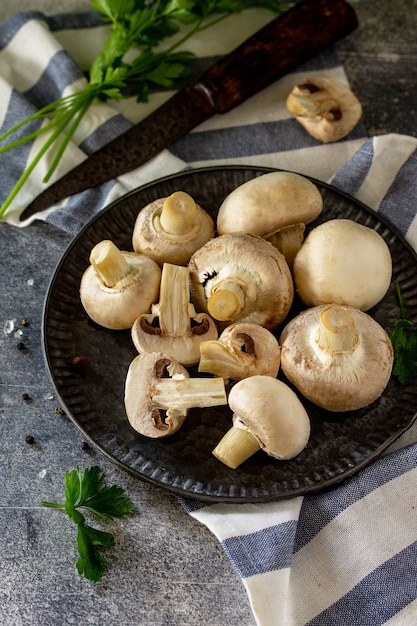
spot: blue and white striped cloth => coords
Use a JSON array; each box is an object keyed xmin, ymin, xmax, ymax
[
  {"xmin": 0, "ymin": 7, "xmax": 367, "ymax": 231},
  {"xmin": 1, "ymin": 9, "xmax": 416, "ymax": 626}
]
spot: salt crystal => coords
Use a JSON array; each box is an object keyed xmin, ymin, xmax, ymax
[
  {"xmin": 38, "ymin": 469, "xmax": 50, "ymax": 480},
  {"xmin": 27, "ymin": 278, "xmax": 34, "ymax": 286},
  {"xmin": 3, "ymin": 319, "xmax": 16, "ymax": 335}
]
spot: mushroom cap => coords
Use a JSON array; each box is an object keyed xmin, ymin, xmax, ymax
[
  {"xmin": 124, "ymin": 351, "xmax": 190, "ymax": 438},
  {"xmin": 216, "ymin": 171, "xmax": 323, "ymax": 238},
  {"xmin": 228, "ymin": 376, "xmax": 310, "ymax": 460},
  {"xmin": 279, "ymin": 304, "xmax": 394, "ymax": 412},
  {"xmin": 132, "ymin": 195, "xmax": 214, "ymax": 266},
  {"xmin": 293, "ymin": 219, "xmax": 392, "ymax": 311},
  {"xmin": 286, "ymin": 76, "xmax": 363, "ymax": 143},
  {"xmin": 188, "ymin": 233, "xmax": 294, "ymax": 330},
  {"xmin": 80, "ymin": 251, "xmax": 161, "ymax": 330}
]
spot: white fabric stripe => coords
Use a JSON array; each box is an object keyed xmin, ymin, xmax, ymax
[
  {"xmin": 0, "ymin": 19, "xmax": 61, "ymax": 92},
  {"xmin": 384, "ymin": 598, "xmax": 417, "ymax": 625},
  {"xmin": 156, "ymin": 9, "xmax": 276, "ymax": 58},
  {"xmin": 62, "ymin": 98, "xmax": 120, "ymax": 146},
  {"xmin": 354, "ymin": 134, "xmax": 417, "ymax": 211},
  {"xmin": 242, "ymin": 568, "xmax": 293, "ymax": 626},
  {"xmin": 406, "ymin": 213, "xmax": 417, "ymax": 251},
  {"xmin": 187, "ymin": 138, "xmax": 367, "ymax": 183},
  {"xmin": 111, "ymin": 91, "xmax": 175, "ymax": 124},
  {"xmin": 189, "ymin": 497, "xmax": 303, "ymax": 542},
  {"xmin": 53, "ymin": 25, "xmax": 109, "ymax": 71},
  {"xmin": 56, "ymin": 8, "xmax": 275, "ymax": 71},
  {"xmin": 289, "ymin": 467, "xmax": 417, "ymax": 625},
  {"xmin": 0, "ymin": 75, "xmax": 13, "ymax": 128}
]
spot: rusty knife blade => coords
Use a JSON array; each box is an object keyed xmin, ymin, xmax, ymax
[{"xmin": 21, "ymin": 0, "xmax": 358, "ymax": 221}]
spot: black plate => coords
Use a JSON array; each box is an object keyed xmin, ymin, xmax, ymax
[{"xmin": 43, "ymin": 166, "xmax": 417, "ymax": 502}]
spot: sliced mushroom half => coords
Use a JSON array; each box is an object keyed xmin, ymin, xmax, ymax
[
  {"xmin": 198, "ymin": 322, "xmax": 280, "ymax": 380},
  {"xmin": 286, "ymin": 76, "xmax": 362, "ymax": 143},
  {"xmin": 124, "ymin": 351, "xmax": 227, "ymax": 438},
  {"xmin": 131, "ymin": 263, "xmax": 218, "ymax": 366}
]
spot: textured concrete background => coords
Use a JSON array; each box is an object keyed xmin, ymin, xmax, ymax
[{"xmin": 1, "ymin": 1, "xmax": 416, "ymax": 625}]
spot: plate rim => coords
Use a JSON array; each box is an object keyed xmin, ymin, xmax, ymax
[{"xmin": 42, "ymin": 165, "xmax": 417, "ymax": 502}]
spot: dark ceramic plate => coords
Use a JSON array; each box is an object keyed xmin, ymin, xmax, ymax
[{"xmin": 43, "ymin": 166, "xmax": 417, "ymax": 502}]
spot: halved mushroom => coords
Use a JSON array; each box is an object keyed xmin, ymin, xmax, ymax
[
  {"xmin": 293, "ymin": 219, "xmax": 392, "ymax": 311},
  {"xmin": 132, "ymin": 191, "xmax": 215, "ymax": 266},
  {"xmin": 216, "ymin": 171, "xmax": 323, "ymax": 267},
  {"xmin": 286, "ymin": 76, "xmax": 362, "ymax": 143},
  {"xmin": 131, "ymin": 263, "xmax": 218, "ymax": 366},
  {"xmin": 79, "ymin": 240, "xmax": 161, "ymax": 330},
  {"xmin": 188, "ymin": 233, "xmax": 294, "ymax": 331},
  {"xmin": 124, "ymin": 351, "xmax": 227, "ymax": 438},
  {"xmin": 198, "ymin": 322, "xmax": 280, "ymax": 380},
  {"xmin": 212, "ymin": 375, "xmax": 310, "ymax": 469},
  {"xmin": 279, "ymin": 304, "xmax": 394, "ymax": 412}
]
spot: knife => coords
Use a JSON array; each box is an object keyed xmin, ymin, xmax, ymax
[{"xmin": 21, "ymin": 0, "xmax": 358, "ymax": 220}]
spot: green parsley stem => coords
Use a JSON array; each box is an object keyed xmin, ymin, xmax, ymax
[
  {"xmin": 0, "ymin": 106, "xmax": 76, "ymax": 219},
  {"xmin": 43, "ymin": 95, "xmax": 95, "ymax": 183},
  {"xmin": 40, "ymin": 501, "xmax": 65, "ymax": 508}
]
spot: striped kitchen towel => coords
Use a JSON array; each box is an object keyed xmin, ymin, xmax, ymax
[
  {"xmin": 180, "ymin": 133, "xmax": 417, "ymax": 626},
  {"xmin": 1, "ymin": 7, "xmax": 416, "ymax": 626},
  {"xmin": 0, "ymin": 7, "xmax": 367, "ymax": 231}
]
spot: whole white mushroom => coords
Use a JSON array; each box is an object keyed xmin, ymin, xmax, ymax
[
  {"xmin": 280, "ymin": 304, "xmax": 394, "ymax": 412},
  {"xmin": 212, "ymin": 375, "xmax": 310, "ymax": 469},
  {"xmin": 293, "ymin": 219, "xmax": 392, "ymax": 311},
  {"xmin": 216, "ymin": 171, "xmax": 323, "ymax": 267}
]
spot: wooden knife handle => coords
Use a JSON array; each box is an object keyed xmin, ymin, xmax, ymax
[{"xmin": 199, "ymin": 0, "xmax": 358, "ymax": 113}]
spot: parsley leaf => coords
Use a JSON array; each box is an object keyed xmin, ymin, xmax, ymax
[
  {"xmin": 76, "ymin": 524, "xmax": 115, "ymax": 582},
  {"xmin": 42, "ymin": 465, "xmax": 135, "ymax": 581},
  {"xmin": 390, "ymin": 284, "xmax": 417, "ymax": 385}
]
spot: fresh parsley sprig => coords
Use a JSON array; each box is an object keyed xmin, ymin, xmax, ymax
[
  {"xmin": 390, "ymin": 284, "xmax": 417, "ymax": 385},
  {"xmin": 42, "ymin": 466, "xmax": 135, "ymax": 582},
  {"xmin": 0, "ymin": 0, "xmax": 287, "ymax": 219}
]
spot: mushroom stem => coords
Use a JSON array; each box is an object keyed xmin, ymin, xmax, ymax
[
  {"xmin": 159, "ymin": 191, "xmax": 196, "ymax": 235},
  {"xmin": 199, "ymin": 340, "xmax": 250, "ymax": 379},
  {"xmin": 212, "ymin": 424, "xmax": 261, "ymax": 469},
  {"xmin": 154, "ymin": 263, "xmax": 194, "ymax": 337},
  {"xmin": 89, "ymin": 240, "xmax": 130, "ymax": 287},
  {"xmin": 266, "ymin": 223, "xmax": 306, "ymax": 269},
  {"xmin": 207, "ymin": 281, "xmax": 245, "ymax": 321},
  {"xmin": 317, "ymin": 305, "xmax": 359, "ymax": 353},
  {"xmin": 153, "ymin": 376, "xmax": 227, "ymax": 410}
]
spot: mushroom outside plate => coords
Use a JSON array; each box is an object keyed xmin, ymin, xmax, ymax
[{"xmin": 43, "ymin": 165, "xmax": 417, "ymax": 503}]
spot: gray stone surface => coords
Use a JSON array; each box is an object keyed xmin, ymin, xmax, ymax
[
  {"xmin": 0, "ymin": 221, "xmax": 254, "ymax": 626},
  {"xmin": 1, "ymin": 1, "xmax": 416, "ymax": 625}
]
